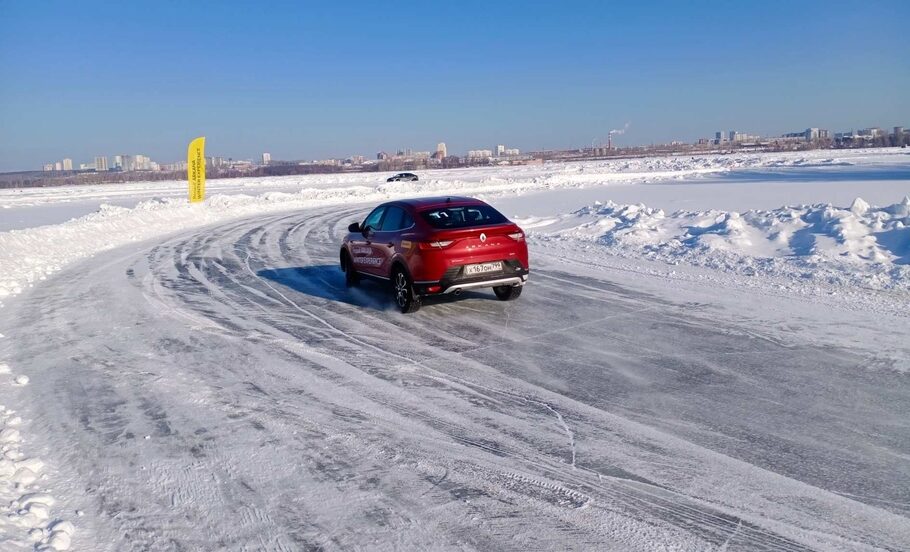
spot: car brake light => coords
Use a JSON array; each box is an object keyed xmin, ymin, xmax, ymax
[
  {"xmin": 508, "ymin": 232, "xmax": 524, "ymax": 241},
  {"xmin": 418, "ymin": 240, "xmax": 454, "ymax": 249}
]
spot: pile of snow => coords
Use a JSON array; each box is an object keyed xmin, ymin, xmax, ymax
[
  {"xmin": 6, "ymin": 149, "xmax": 883, "ymax": 306},
  {"xmin": 521, "ymin": 196, "xmax": 910, "ymax": 291},
  {"xmin": 1, "ymin": 148, "xmax": 908, "ymax": 306}
]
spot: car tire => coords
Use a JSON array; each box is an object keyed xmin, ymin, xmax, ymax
[
  {"xmin": 392, "ymin": 266, "xmax": 420, "ymax": 313},
  {"xmin": 341, "ymin": 251, "xmax": 359, "ymax": 287},
  {"xmin": 493, "ymin": 284, "xmax": 522, "ymax": 301}
]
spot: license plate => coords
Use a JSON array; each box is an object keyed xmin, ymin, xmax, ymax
[{"xmin": 464, "ymin": 262, "xmax": 502, "ymax": 276}]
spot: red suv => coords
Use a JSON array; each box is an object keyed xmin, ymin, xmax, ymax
[{"xmin": 340, "ymin": 196, "xmax": 529, "ymax": 312}]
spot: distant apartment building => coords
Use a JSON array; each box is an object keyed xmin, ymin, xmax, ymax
[
  {"xmin": 62, "ymin": 158, "xmax": 73, "ymax": 170},
  {"xmin": 43, "ymin": 163, "xmax": 55, "ymax": 171},
  {"xmin": 495, "ymin": 144, "xmax": 505, "ymax": 156},
  {"xmin": 113, "ymin": 155, "xmax": 123, "ymax": 169},
  {"xmin": 54, "ymin": 161, "xmax": 63, "ymax": 171},
  {"xmin": 505, "ymin": 148, "xmax": 520, "ymax": 156},
  {"xmin": 436, "ymin": 142, "xmax": 447, "ymax": 158},
  {"xmin": 377, "ymin": 151, "xmax": 389, "ymax": 160},
  {"xmin": 262, "ymin": 152, "xmax": 271, "ymax": 165},
  {"xmin": 714, "ymin": 131, "xmax": 725, "ymax": 145},
  {"xmin": 468, "ymin": 149, "xmax": 493, "ymax": 159},
  {"xmin": 95, "ymin": 156, "xmax": 109, "ymax": 171},
  {"xmin": 135, "ymin": 154, "xmax": 151, "ymax": 170},
  {"xmin": 895, "ymin": 127, "xmax": 904, "ymax": 137}
]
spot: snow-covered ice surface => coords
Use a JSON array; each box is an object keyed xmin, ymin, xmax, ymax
[{"xmin": 0, "ymin": 148, "xmax": 908, "ymax": 550}]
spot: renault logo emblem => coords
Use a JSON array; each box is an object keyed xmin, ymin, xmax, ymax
[{"xmin": 479, "ymin": 233, "xmax": 487, "ymax": 242}]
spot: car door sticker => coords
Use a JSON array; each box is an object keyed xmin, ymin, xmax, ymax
[{"xmin": 352, "ymin": 245, "xmax": 383, "ymax": 266}]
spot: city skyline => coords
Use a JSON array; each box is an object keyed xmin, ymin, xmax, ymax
[
  {"xmin": 34, "ymin": 121, "xmax": 906, "ymax": 175},
  {"xmin": 2, "ymin": 1, "xmax": 909, "ymax": 172}
]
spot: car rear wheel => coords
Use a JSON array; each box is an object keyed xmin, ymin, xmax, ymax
[
  {"xmin": 393, "ymin": 267, "xmax": 420, "ymax": 313},
  {"xmin": 493, "ymin": 284, "xmax": 522, "ymax": 301},
  {"xmin": 341, "ymin": 251, "xmax": 359, "ymax": 287}
]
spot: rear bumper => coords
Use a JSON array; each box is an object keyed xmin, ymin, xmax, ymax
[
  {"xmin": 442, "ymin": 276, "xmax": 526, "ymax": 294},
  {"xmin": 414, "ymin": 260, "xmax": 529, "ymax": 295}
]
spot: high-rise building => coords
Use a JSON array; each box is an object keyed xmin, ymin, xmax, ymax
[
  {"xmin": 62, "ymin": 158, "xmax": 73, "ymax": 170},
  {"xmin": 133, "ymin": 154, "xmax": 151, "ymax": 170},
  {"xmin": 55, "ymin": 161, "xmax": 63, "ymax": 171},
  {"xmin": 95, "ymin": 156, "xmax": 109, "ymax": 171},
  {"xmin": 861, "ymin": 127, "xmax": 884, "ymax": 138},
  {"xmin": 495, "ymin": 144, "xmax": 505, "ymax": 157},
  {"xmin": 715, "ymin": 131, "xmax": 725, "ymax": 145},
  {"xmin": 43, "ymin": 163, "xmax": 54, "ymax": 171},
  {"xmin": 113, "ymin": 155, "xmax": 123, "ymax": 169},
  {"xmin": 436, "ymin": 142, "xmax": 447, "ymax": 158},
  {"xmin": 262, "ymin": 153, "xmax": 271, "ymax": 165},
  {"xmin": 120, "ymin": 155, "xmax": 135, "ymax": 172},
  {"xmin": 894, "ymin": 127, "xmax": 904, "ymax": 137}
]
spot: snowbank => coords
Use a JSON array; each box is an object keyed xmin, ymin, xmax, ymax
[
  {"xmin": 1, "ymin": 148, "xmax": 908, "ymax": 306},
  {"xmin": 0, "ymin": 150, "xmax": 837, "ymax": 305},
  {"xmin": 520, "ymin": 196, "xmax": 910, "ymax": 292},
  {"xmin": 2, "ymin": 147, "xmax": 904, "ymax": 211}
]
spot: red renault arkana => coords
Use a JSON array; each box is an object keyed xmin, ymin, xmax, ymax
[{"xmin": 340, "ymin": 196, "xmax": 529, "ymax": 313}]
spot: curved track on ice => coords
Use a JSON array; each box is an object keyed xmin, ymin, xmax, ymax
[{"xmin": 6, "ymin": 206, "xmax": 910, "ymax": 550}]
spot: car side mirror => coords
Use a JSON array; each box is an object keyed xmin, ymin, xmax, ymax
[
  {"xmin": 348, "ymin": 222, "xmax": 361, "ymax": 233},
  {"xmin": 362, "ymin": 225, "xmax": 374, "ymax": 237}
]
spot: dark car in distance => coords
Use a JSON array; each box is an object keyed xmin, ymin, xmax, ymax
[
  {"xmin": 340, "ymin": 196, "xmax": 529, "ymax": 313},
  {"xmin": 386, "ymin": 172, "xmax": 419, "ymax": 182}
]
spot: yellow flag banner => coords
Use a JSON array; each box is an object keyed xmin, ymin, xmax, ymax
[{"xmin": 187, "ymin": 136, "xmax": 206, "ymax": 203}]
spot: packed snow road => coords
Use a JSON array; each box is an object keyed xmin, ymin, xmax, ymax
[{"xmin": 4, "ymin": 205, "xmax": 909, "ymax": 551}]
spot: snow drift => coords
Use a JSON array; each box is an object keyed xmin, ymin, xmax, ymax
[{"xmin": 520, "ymin": 196, "xmax": 910, "ymax": 291}]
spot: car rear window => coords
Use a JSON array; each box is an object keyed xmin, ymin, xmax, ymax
[{"xmin": 420, "ymin": 204, "xmax": 508, "ymax": 229}]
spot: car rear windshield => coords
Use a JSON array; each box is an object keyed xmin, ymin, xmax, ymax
[{"xmin": 419, "ymin": 204, "xmax": 508, "ymax": 229}]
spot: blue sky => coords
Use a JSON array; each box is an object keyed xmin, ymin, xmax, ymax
[{"xmin": 1, "ymin": 1, "xmax": 907, "ymax": 171}]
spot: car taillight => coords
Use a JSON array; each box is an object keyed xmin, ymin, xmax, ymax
[
  {"xmin": 508, "ymin": 232, "xmax": 524, "ymax": 241},
  {"xmin": 418, "ymin": 240, "xmax": 454, "ymax": 250}
]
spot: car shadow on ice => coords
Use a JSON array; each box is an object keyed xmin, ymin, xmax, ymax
[
  {"xmin": 258, "ymin": 266, "xmax": 395, "ymax": 311},
  {"xmin": 257, "ymin": 265, "xmax": 496, "ymax": 312}
]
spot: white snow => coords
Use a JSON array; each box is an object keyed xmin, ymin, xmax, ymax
[
  {"xmin": 517, "ymin": 196, "xmax": 910, "ymax": 295},
  {"xmin": 0, "ymin": 399, "xmax": 69, "ymax": 550},
  {"xmin": 0, "ymin": 146, "xmax": 908, "ymax": 550},
  {"xmin": 1, "ymin": 148, "xmax": 908, "ymax": 309}
]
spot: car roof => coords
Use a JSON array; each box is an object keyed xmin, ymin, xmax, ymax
[{"xmin": 389, "ymin": 196, "xmax": 484, "ymax": 210}]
